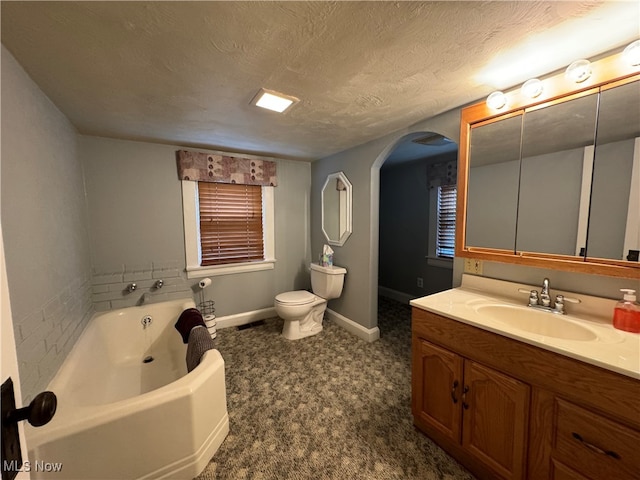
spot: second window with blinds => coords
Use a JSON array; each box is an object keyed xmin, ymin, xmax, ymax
[
  {"xmin": 182, "ymin": 181, "xmax": 275, "ymax": 277},
  {"xmin": 427, "ymin": 184, "xmax": 457, "ymax": 268}
]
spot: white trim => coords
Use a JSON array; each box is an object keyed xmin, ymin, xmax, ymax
[
  {"xmin": 186, "ymin": 261, "xmax": 275, "ymax": 279},
  {"xmin": 263, "ymin": 186, "xmax": 275, "ymax": 260},
  {"xmin": 182, "ymin": 181, "xmax": 275, "ymax": 277},
  {"xmin": 214, "ymin": 307, "xmax": 277, "ymax": 329},
  {"xmin": 182, "ymin": 181, "xmax": 201, "ymax": 269},
  {"xmin": 378, "ymin": 286, "xmax": 414, "ymax": 305},
  {"xmin": 576, "ymin": 145, "xmax": 594, "ymax": 256},
  {"xmin": 326, "ymin": 308, "xmax": 380, "ymax": 342}
]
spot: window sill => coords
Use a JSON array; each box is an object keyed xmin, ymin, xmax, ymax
[
  {"xmin": 186, "ymin": 260, "xmax": 276, "ymax": 279},
  {"xmin": 426, "ymin": 256, "xmax": 454, "ymax": 269}
]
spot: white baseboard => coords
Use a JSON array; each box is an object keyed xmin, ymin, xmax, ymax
[
  {"xmin": 378, "ymin": 286, "xmax": 414, "ymax": 304},
  {"xmin": 215, "ymin": 307, "xmax": 277, "ymax": 329},
  {"xmin": 326, "ymin": 308, "xmax": 380, "ymax": 343},
  {"xmin": 215, "ymin": 306, "xmax": 380, "ymax": 344}
]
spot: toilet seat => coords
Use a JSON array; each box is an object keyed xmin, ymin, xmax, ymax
[{"xmin": 275, "ymin": 290, "xmax": 316, "ymax": 306}]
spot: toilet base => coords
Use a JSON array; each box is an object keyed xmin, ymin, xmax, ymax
[{"xmin": 282, "ymin": 318, "xmax": 323, "ymax": 340}]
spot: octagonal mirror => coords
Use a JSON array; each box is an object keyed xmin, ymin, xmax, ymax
[{"xmin": 321, "ymin": 171, "xmax": 352, "ymax": 246}]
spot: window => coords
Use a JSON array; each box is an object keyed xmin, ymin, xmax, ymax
[
  {"xmin": 436, "ymin": 184, "xmax": 457, "ymax": 259},
  {"xmin": 198, "ymin": 182, "xmax": 264, "ymax": 266},
  {"xmin": 182, "ymin": 181, "xmax": 275, "ymax": 278}
]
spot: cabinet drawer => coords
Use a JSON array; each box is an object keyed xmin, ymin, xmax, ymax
[{"xmin": 553, "ymin": 399, "xmax": 640, "ymax": 479}]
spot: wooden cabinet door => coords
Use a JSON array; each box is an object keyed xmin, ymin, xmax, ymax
[
  {"xmin": 462, "ymin": 361, "xmax": 530, "ymax": 480},
  {"xmin": 412, "ymin": 337, "xmax": 463, "ymax": 442}
]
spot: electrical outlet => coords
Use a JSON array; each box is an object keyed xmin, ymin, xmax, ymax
[
  {"xmin": 464, "ymin": 258, "xmax": 483, "ymax": 275},
  {"xmin": 417, "ymin": 277, "xmax": 424, "ymax": 288}
]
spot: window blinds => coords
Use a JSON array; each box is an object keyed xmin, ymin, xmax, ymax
[
  {"xmin": 436, "ymin": 184, "xmax": 457, "ymax": 259},
  {"xmin": 198, "ymin": 182, "xmax": 264, "ymax": 266}
]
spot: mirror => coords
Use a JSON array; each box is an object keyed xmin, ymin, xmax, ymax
[
  {"xmin": 321, "ymin": 171, "xmax": 352, "ymax": 246},
  {"xmin": 467, "ymin": 114, "xmax": 522, "ymax": 251},
  {"xmin": 516, "ymin": 92, "xmax": 599, "ymax": 256},
  {"xmin": 458, "ymin": 49, "xmax": 639, "ymax": 279},
  {"xmin": 587, "ymin": 80, "xmax": 640, "ymax": 262}
]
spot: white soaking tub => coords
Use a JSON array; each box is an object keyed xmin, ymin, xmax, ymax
[{"xmin": 25, "ymin": 298, "xmax": 228, "ymax": 480}]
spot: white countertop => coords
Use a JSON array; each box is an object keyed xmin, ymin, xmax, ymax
[{"xmin": 410, "ymin": 275, "xmax": 640, "ymax": 380}]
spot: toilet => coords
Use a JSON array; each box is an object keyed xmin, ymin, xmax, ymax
[{"xmin": 274, "ymin": 263, "xmax": 347, "ymax": 340}]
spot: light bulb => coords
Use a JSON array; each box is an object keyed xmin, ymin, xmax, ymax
[
  {"xmin": 565, "ymin": 59, "xmax": 592, "ymax": 83},
  {"xmin": 521, "ymin": 78, "xmax": 543, "ymax": 99},
  {"xmin": 623, "ymin": 39, "xmax": 640, "ymax": 67},
  {"xmin": 486, "ymin": 91, "xmax": 507, "ymax": 110}
]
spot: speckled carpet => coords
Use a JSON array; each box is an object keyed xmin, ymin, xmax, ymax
[{"xmin": 195, "ymin": 297, "xmax": 475, "ymax": 480}]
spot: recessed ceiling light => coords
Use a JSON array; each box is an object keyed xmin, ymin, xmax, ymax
[{"xmin": 251, "ymin": 88, "xmax": 299, "ymax": 113}]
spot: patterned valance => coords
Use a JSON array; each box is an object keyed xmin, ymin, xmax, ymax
[
  {"xmin": 427, "ymin": 159, "xmax": 457, "ymax": 189},
  {"xmin": 177, "ymin": 150, "xmax": 278, "ymax": 186}
]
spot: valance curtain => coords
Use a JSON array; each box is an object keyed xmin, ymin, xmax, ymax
[
  {"xmin": 177, "ymin": 150, "xmax": 278, "ymax": 187},
  {"xmin": 427, "ymin": 159, "xmax": 457, "ymax": 189}
]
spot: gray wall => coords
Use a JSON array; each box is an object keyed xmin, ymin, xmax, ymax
[
  {"xmin": 80, "ymin": 136, "xmax": 312, "ymax": 316},
  {"xmin": 312, "ymin": 106, "xmax": 634, "ymax": 333},
  {"xmin": 311, "ymin": 110, "xmax": 461, "ymax": 330},
  {"xmin": 379, "ymin": 155, "xmax": 453, "ymax": 299},
  {"xmin": 1, "ymin": 47, "xmax": 94, "ymax": 402}
]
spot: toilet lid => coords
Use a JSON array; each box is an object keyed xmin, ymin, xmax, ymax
[{"xmin": 275, "ymin": 290, "xmax": 316, "ymax": 305}]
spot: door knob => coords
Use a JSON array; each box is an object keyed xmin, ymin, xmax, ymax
[
  {"xmin": 6, "ymin": 391, "xmax": 57, "ymax": 427},
  {"xmin": 2, "ymin": 378, "xmax": 57, "ymax": 480}
]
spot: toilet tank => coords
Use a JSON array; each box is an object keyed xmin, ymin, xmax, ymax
[{"xmin": 310, "ymin": 263, "xmax": 347, "ymax": 300}]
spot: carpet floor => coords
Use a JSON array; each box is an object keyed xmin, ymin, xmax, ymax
[{"xmin": 195, "ymin": 297, "xmax": 475, "ymax": 480}]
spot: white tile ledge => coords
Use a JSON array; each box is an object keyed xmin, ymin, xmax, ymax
[{"xmin": 410, "ymin": 274, "xmax": 639, "ymax": 380}]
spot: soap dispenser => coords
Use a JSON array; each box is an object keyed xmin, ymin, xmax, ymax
[{"xmin": 613, "ymin": 289, "xmax": 640, "ymax": 333}]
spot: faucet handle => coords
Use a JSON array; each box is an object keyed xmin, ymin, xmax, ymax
[
  {"xmin": 519, "ymin": 288, "xmax": 539, "ymax": 306},
  {"xmin": 554, "ymin": 295, "xmax": 581, "ymax": 314}
]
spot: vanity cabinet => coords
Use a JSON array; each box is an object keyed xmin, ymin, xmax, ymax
[
  {"xmin": 411, "ymin": 307, "xmax": 640, "ymax": 480},
  {"xmin": 413, "ymin": 338, "xmax": 529, "ymax": 479},
  {"xmin": 549, "ymin": 398, "xmax": 640, "ymax": 479}
]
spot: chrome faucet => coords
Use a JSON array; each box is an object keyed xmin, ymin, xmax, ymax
[
  {"xmin": 127, "ymin": 283, "xmax": 137, "ymax": 293},
  {"xmin": 518, "ymin": 278, "xmax": 580, "ymax": 315},
  {"xmin": 154, "ymin": 279, "xmax": 164, "ymax": 289}
]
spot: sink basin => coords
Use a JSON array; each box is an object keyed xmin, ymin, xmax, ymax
[{"xmin": 475, "ymin": 304, "xmax": 598, "ymax": 341}]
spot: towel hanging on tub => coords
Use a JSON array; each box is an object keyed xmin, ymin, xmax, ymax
[
  {"xmin": 175, "ymin": 308, "xmax": 215, "ymax": 372},
  {"xmin": 186, "ymin": 326, "xmax": 215, "ymax": 372}
]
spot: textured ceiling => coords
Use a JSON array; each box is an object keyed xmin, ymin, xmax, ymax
[{"xmin": 1, "ymin": 1, "xmax": 638, "ymax": 161}]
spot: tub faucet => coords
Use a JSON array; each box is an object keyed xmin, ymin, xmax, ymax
[
  {"xmin": 127, "ymin": 283, "xmax": 137, "ymax": 293},
  {"xmin": 154, "ymin": 279, "xmax": 164, "ymax": 289}
]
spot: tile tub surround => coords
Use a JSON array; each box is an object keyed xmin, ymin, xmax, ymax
[
  {"xmin": 14, "ymin": 276, "xmax": 94, "ymax": 403},
  {"xmin": 410, "ymin": 274, "xmax": 639, "ymax": 379},
  {"xmin": 91, "ymin": 261, "xmax": 193, "ymax": 310}
]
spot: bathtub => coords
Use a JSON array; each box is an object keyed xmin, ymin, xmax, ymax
[{"xmin": 25, "ymin": 298, "xmax": 229, "ymax": 480}]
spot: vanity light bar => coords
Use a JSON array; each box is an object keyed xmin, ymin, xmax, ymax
[{"xmin": 485, "ymin": 38, "xmax": 640, "ymax": 111}]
